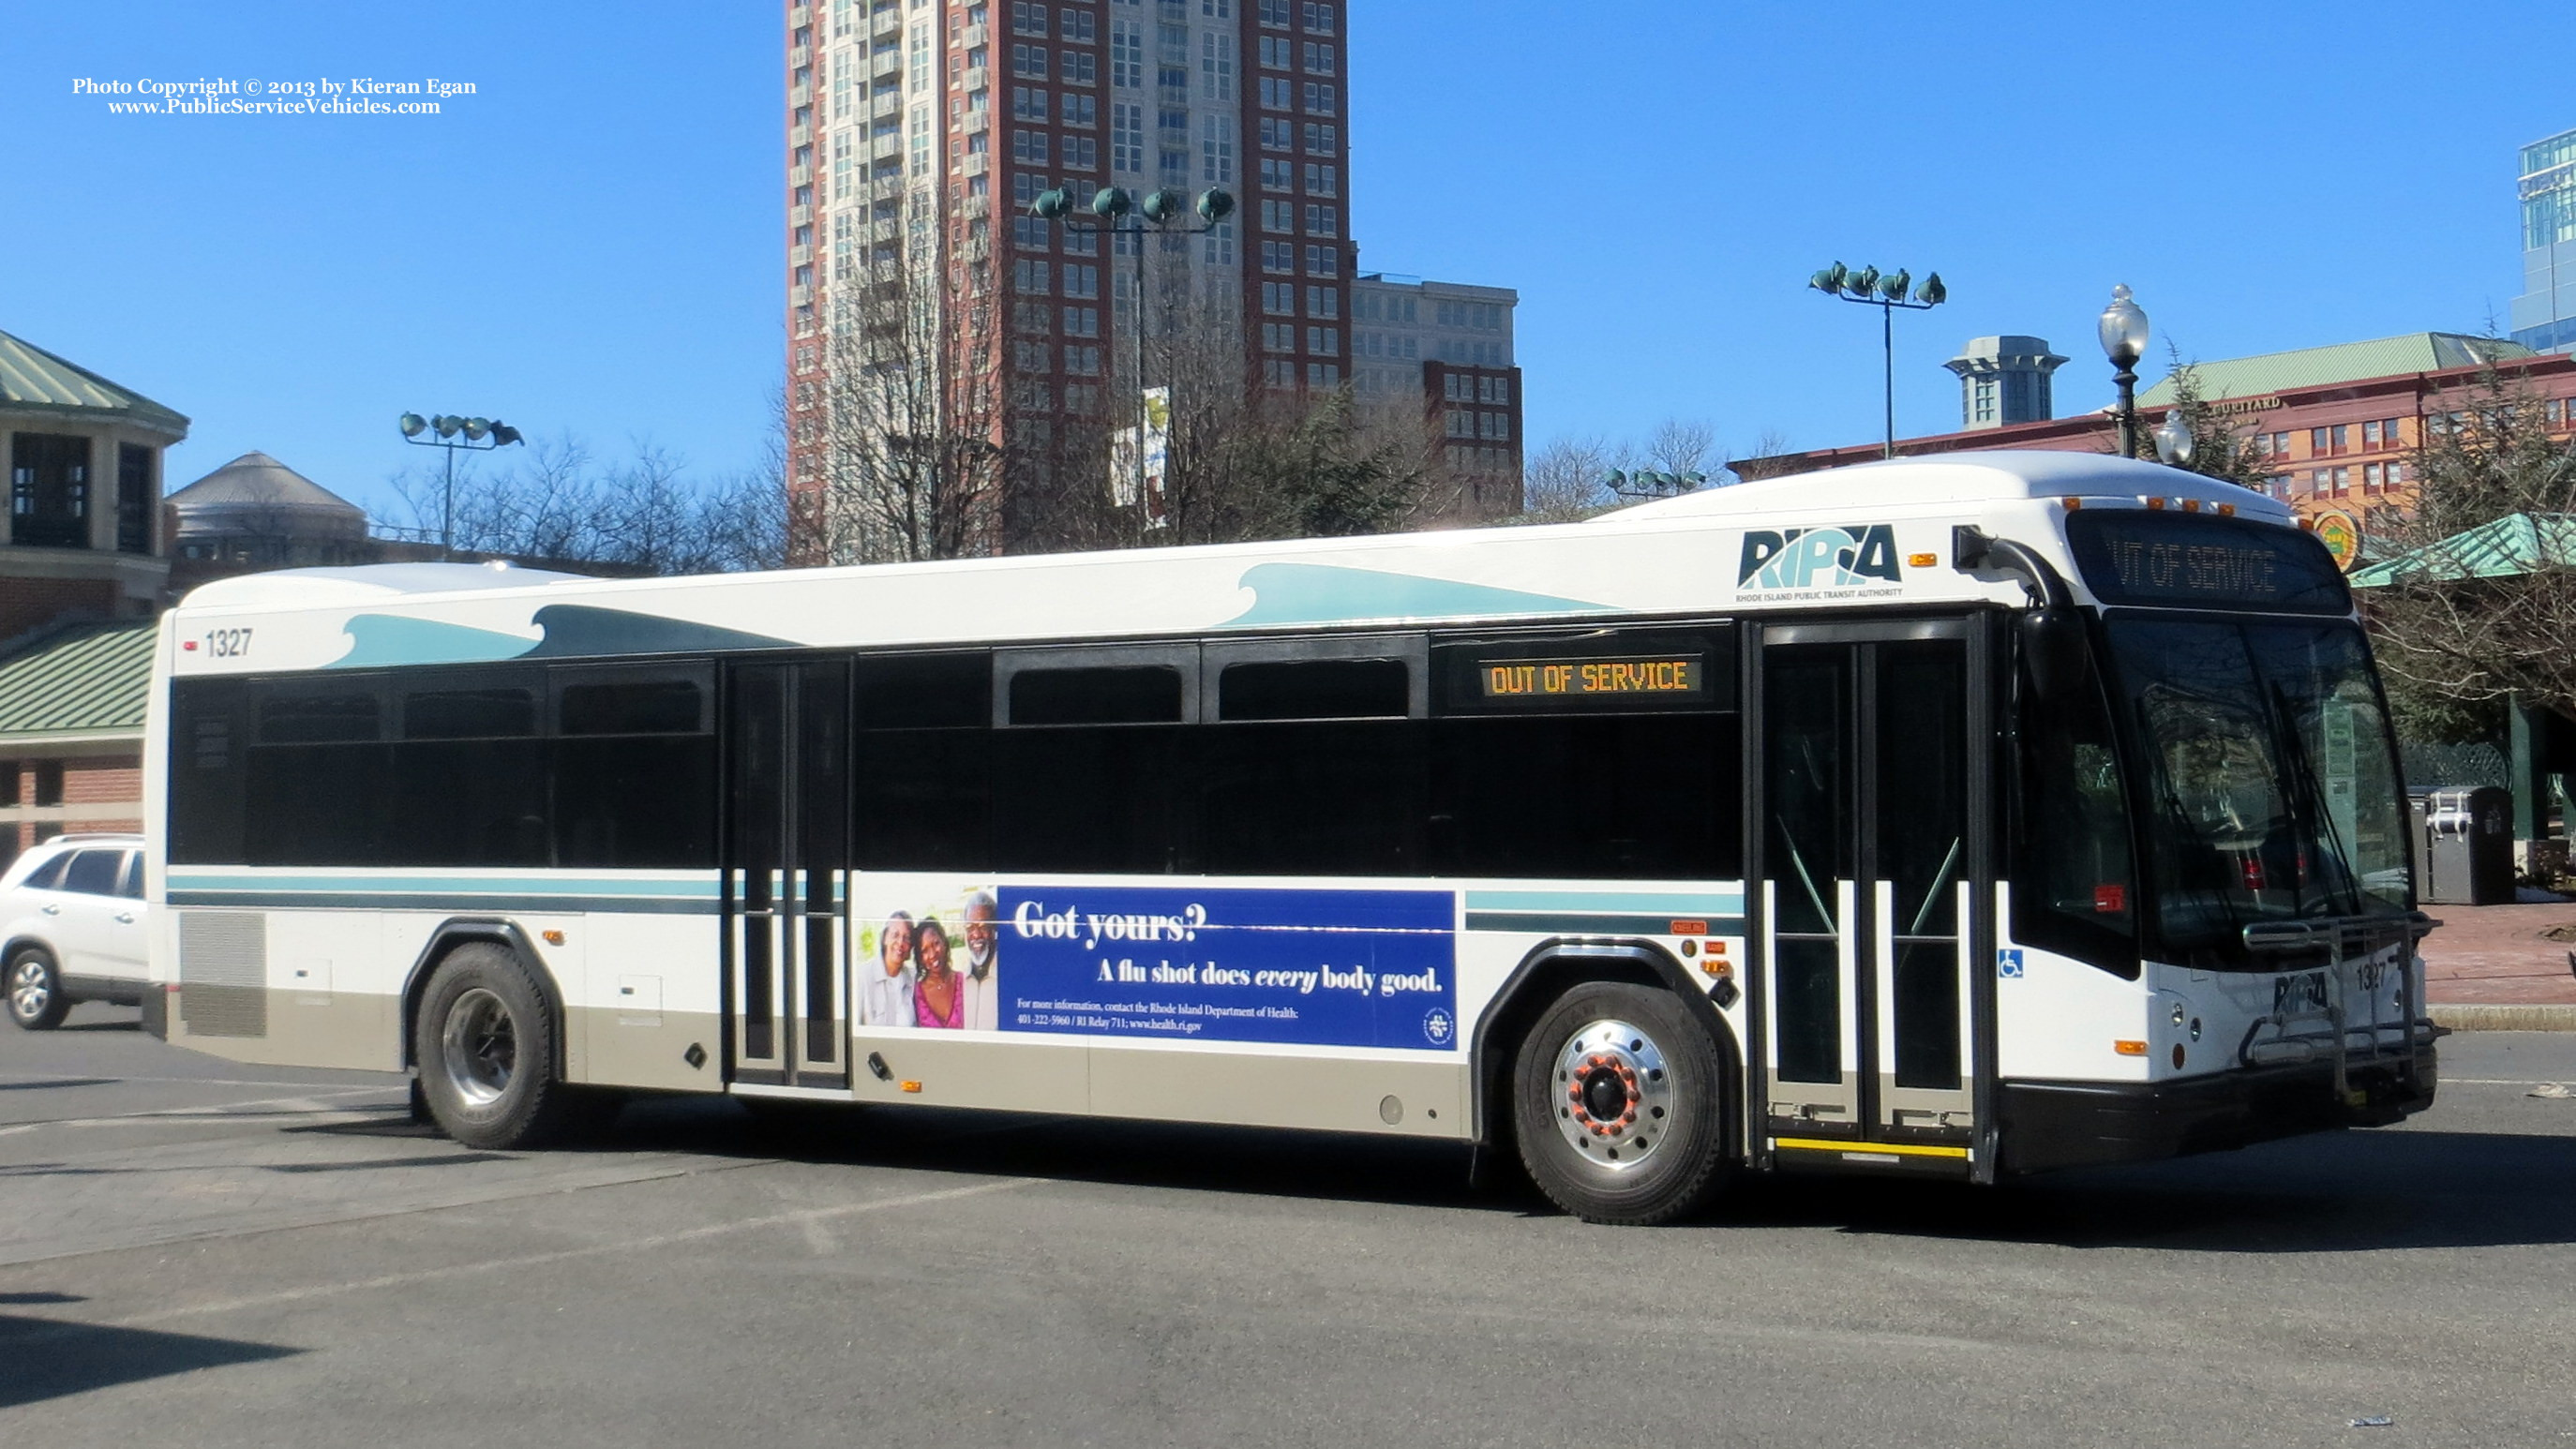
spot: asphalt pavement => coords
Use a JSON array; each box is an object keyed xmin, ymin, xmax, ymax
[{"xmin": 4, "ymin": 1002, "xmax": 2574, "ymax": 1448}]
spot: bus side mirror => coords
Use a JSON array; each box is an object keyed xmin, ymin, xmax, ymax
[{"xmin": 2020, "ymin": 608, "xmax": 2089, "ymax": 703}]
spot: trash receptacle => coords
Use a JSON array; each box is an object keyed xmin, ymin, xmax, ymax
[{"xmin": 2420, "ymin": 785, "xmax": 2515, "ymax": 905}]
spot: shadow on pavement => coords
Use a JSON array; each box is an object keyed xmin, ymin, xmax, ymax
[
  {"xmin": 1715, "ymin": 1128, "xmax": 2576, "ymax": 1252},
  {"xmin": 0, "ymin": 1313, "xmax": 298, "ymax": 1409},
  {"xmin": 585, "ymin": 1097, "xmax": 2576, "ymax": 1251},
  {"xmin": 0, "ymin": 1078, "xmax": 118, "ymax": 1092},
  {"xmin": 613, "ymin": 1095, "xmax": 1511, "ymax": 1216}
]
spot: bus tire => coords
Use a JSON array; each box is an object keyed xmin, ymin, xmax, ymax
[
  {"xmin": 414, "ymin": 943, "xmax": 586, "ymax": 1150},
  {"xmin": 1511, "ymin": 979, "xmax": 1730, "ymax": 1226},
  {"xmin": 7, "ymin": 947, "xmax": 71, "ymax": 1031}
]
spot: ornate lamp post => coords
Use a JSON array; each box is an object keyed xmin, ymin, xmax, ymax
[
  {"xmin": 2097, "ymin": 284, "xmax": 2151, "ymax": 459},
  {"xmin": 1807, "ymin": 261, "xmax": 1947, "ymax": 458}
]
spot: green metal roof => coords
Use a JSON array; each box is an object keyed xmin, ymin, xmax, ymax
[
  {"xmin": 0, "ymin": 620, "xmax": 157, "ymax": 741},
  {"xmin": 0, "ymin": 327, "xmax": 190, "ymax": 436},
  {"xmin": 2348, "ymin": 513, "xmax": 2576, "ymax": 588},
  {"xmin": 2137, "ymin": 333, "xmax": 2535, "ymax": 408}
]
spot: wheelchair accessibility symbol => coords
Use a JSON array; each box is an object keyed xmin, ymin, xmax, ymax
[{"xmin": 1997, "ymin": 949, "xmax": 2026, "ymax": 978}]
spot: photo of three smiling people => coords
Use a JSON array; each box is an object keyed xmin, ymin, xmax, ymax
[{"xmin": 859, "ymin": 889, "xmax": 1000, "ymax": 1031}]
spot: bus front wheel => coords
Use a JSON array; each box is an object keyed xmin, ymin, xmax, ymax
[
  {"xmin": 414, "ymin": 943, "xmax": 590, "ymax": 1150},
  {"xmin": 1511, "ymin": 980, "xmax": 1730, "ymax": 1226}
]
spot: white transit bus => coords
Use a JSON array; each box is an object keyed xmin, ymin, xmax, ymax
[{"xmin": 141, "ymin": 450, "xmax": 2437, "ymax": 1225}]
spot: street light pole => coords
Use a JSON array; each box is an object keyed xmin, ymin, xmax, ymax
[
  {"xmin": 397, "ymin": 412, "xmax": 524, "ymax": 560},
  {"xmin": 1807, "ymin": 262, "xmax": 1948, "ymax": 459},
  {"xmin": 2097, "ymin": 284, "xmax": 2150, "ymax": 461},
  {"xmin": 1031, "ymin": 186, "xmax": 1235, "ymax": 519}
]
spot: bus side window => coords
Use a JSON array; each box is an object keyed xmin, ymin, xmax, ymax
[
  {"xmin": 1428, "ymin": 713, "xmax": 1741, "ymax": 880},
  {"xmin": 854, "ymin": 654, "xmax": 991, "ymax": 872},
  {"xmin": 553, "ymin": 668, "xmax": 717, "ymax": 869},
  {"xmin": 2011, "ymin": 646, "xmax": 2138, "ymax": 977},
  {"xmin": 392, "ymin": 678, "xmax": 547, "ymax": 867},
  {"xmin": 993, "ymin": 650, "xmax": 1196, "ymax": 874},
  {"xmin": 1203, "ymin": 653, "xmax": 1423, "ymax": 875},
  {"xmin": 244, "ymin": 682, "xmax": 391, "ymax": 866}
]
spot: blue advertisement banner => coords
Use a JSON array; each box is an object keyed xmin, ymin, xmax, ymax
[{"xmin": 995, "ymin": 886, "xmax": 1459, "ymax": 1051}]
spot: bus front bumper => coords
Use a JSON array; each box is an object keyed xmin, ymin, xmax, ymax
[{"xmin": 1994, "ymin": 1051, "xmax": 2437, "ymax": 1177}]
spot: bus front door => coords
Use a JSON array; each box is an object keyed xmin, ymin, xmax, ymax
[
  {"xmin": 725, "ymin": 660, "xmax": 852, "ymax": 1091},
  {"xmin": 1756, "ymin": 620, "xmax": 1989, "ymax": 1173}
]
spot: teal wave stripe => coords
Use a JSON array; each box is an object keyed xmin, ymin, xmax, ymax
[
  {"xmin": 1222, "ymin": 562, "xmax": 1608, "ymax": 628},
  {"xmin": 330, "ymin": 615, "xmax": 539, "ymax": 668}
]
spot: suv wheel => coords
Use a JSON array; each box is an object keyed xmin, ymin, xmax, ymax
[{"xmin": 7, "ymin": 948, "xmax": 71, "ymax": 1031}]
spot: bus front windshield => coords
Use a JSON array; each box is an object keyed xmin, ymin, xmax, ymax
[{"xmin": 2102, "ymin": 618, "xmax": 2411, "ymax": 964}]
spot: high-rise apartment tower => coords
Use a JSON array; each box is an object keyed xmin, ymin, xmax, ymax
[{"xmin": 784, "ymin": 0, "xmax": 1355, "ymax": 557}]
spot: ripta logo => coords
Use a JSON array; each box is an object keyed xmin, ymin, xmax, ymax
[{"xmin": 1737, "ymin": 525, "xmax": 1904, "ymax": 591}]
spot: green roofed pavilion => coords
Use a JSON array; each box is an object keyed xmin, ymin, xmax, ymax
[
  {"xmin": 0, "ymin": 327, "xmax": 189, "ymax": 438},
  {"xmin": 2347, "ymin": 513, "xmax": 2576, "ymax": 589},
  {"xmin": 0, "ymin": 620, "xmax": 157, "ymax": 747}
]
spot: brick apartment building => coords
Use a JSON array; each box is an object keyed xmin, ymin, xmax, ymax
[
  {"xmin": 1352, "ymin": 272, "xmax": 1522, "ymax": 523},
  {"xmin": 784, "ymin": 0, "xmax": 1520, "ymax": 554},
  {"xmin": 1744, "ymin": 332, "xmax": 2576, "ymax": 565}
]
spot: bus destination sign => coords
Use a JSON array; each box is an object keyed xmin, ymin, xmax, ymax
[
  {"xmin": 2064, "ymin": 511, "xmax": 2349, "ymax": 614},
  {"xmin": 1481, "ymin": 654, "xmax": 1704, "ymax": 701}
]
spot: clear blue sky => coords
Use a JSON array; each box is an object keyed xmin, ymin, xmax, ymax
[{"xmin": 3, "ymin": 1, "xmax": 2569, "ymax": 511}]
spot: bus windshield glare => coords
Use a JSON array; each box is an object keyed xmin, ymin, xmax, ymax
[{"xmin": 2102, "ymin": 617, "xmax": 2412, "ymax": 964}]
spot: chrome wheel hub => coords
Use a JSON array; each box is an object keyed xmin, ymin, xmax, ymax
[
  {"xmin": 9, "ymin": 959, "xmax": 50, "ymax": 1021},
  {"xmin": 439, "ymin": 988, "xmax": 517, "ymax": 1108},
  {"xmin": 1550, "ymin": 1018, "xmax": 1675, "ymax": 1172}
]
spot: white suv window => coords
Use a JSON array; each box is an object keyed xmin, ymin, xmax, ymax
[
  {"xmin": 116, "ymin": 852, "xmax": 142, "ymax": 900},
  {"xmin": 60, "ymin": 849, "xmax": 125, "ymax": 897},
  {"xmin": 19, "ymin": 854, "xmax": 70, "ymax": 891}
]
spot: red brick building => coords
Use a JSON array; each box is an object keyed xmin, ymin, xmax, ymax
[{"xmin": 1743, "ymin": 333, "xmax": 2576, "ymax": 565}]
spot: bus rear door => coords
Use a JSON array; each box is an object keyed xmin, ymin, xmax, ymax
[{"xmin": 725, "ymin": 660, "xmax": 852, "ymax": 1091}]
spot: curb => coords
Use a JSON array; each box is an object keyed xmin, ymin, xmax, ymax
[{"xmin": 2429, "ymin": 1003, "xmax": 2576, "ymax": 1032}]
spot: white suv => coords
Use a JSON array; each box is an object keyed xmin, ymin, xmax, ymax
[{"xmin": 4, "ymin": 833, "xmax": 148, "ymax": 1030}]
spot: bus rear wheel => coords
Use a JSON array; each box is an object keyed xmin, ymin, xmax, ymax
[
  {"xmin": 414, "ymin": 943, "xmax": 589, "ymax": 1150},
  {"xmin": 1511, "ymin": 979, "xmax": 1730, "ymax": 1226}
]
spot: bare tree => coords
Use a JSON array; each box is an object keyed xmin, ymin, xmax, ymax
[
  {"xmin": 377, "ymin": 430, "xmax": 790, "ymax": 576},
  {"xmin": 798, "ymin": 201, "xmax": 1010, "ymax": 565},
  {"xmin": 1012, "ymin": 272, "xmax": 1430, "ymax": 552},
  {"xmin": 2359, "ymin": 363, "xmax": 2576, "ymax": 741},
  {"xmin": 1643, "ymin": 418, "xmax": 1717, "ymax": 480},
  {"xmin": 1517, "ymin": 436, "xmax": 1628, "ymax": 524}
]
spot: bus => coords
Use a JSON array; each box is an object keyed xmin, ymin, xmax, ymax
[{"xmin": 141, "ymin": 449, "xmax": 2438, "ymax": 1225}]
